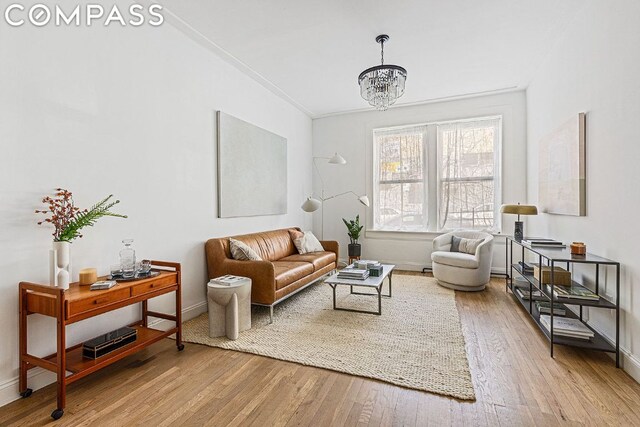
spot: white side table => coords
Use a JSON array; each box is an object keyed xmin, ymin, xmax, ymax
[{"xmin": 207, "ymin": 276, "xmax": 252, "ymax": 340}]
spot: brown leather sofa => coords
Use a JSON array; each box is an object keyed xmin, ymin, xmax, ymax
[{"xmin": 205, "ymin": 228, "xmax": 339, "ymax": 321}]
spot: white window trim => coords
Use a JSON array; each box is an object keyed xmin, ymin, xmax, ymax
[{"xmin": 370, "ymin": 115, "xmax": 503, "ymax": 234}]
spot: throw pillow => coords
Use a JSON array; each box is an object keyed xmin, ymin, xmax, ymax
[
  {"xmin": 451, "ymin": 236, "xmax": 462, "ymax": 252},
  {"xmin": 451, "ymin": 236, "xmax": 484, "ymax": 255},
  {"xmin": 293, "ymin": 231, "xmax": 324, "ymax": 254},
  {"xmin": 288, "ymin": 229, "xmax": 304, "ymax": 242},
  {"xmin": 229, "ymin": 238, "xmax": 262, "ymax": 261}
]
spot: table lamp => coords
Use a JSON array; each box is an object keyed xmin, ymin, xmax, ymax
[{"xmin": 500, "ymin": 203, "xmax": 538, "ymax": 242}]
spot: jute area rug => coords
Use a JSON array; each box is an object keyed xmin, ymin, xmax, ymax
[{"xmin": 180, "ymin": 274, "xmax": 475, "ymax": 400}]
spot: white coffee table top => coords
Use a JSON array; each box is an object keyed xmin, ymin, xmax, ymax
[{"xmin": 324, "ymin": 264, "xmax": 395, "ymax": 287}]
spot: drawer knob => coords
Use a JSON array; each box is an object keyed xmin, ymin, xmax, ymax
[{"xmin": 94, "ymin": 298, "xmax": 108, "ymax": 304}]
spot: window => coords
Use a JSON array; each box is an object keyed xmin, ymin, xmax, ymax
[
  {"xmin": 373, "ymin": 117, "xmax": 501, "ymax": 233},
  {"xmin": 373, "ymin": 125, "xmax": 428, "ymax": 231}
]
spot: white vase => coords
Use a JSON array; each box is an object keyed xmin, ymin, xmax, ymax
[
  {"xmin": 51, "ymin": 241, "xmax": 71, "ymax": 288},
  {"xmin": 53, "ymin": 241, "xmax": 70, "ymax": 268}
]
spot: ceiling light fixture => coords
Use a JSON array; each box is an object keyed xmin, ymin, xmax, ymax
[{"xmin": 358, "ymin": 34, "xmax": 407, "ymax": 111}]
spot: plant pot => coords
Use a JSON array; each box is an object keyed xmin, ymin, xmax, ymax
[{"xmin": 348, "ymin": 243, "xmax": 361, "ymax": 257}]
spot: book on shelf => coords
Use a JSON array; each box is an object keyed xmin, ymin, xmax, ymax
[
  {"xmin": 549, "ymin": 283, "xmax": 599, "ymax": 301},
  {"xmin": 522, "ymin": 239, "xmax": 566, "ymax": 248},
  {"xmin": 337, "ymin": 268, "xmax": 370, "ymax": 280},
  {"xmin": 535, "ymin": 301, "xmax": 566, "ymax": 316},
  {"xmin": 518, "ymin": 261, "xmax": 534, "ymax": 274},
  {"xmin": 515, "ymin": 287, "xmax": 544, "ymax": 301},
  {"xmin": 539, "ymin": 315, "xmax": 594, "ymax": 340}
]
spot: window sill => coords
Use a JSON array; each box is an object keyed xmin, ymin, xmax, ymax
[{"xmin": 365, "ymin": 228, "xmax": 507, "ymax": 242}]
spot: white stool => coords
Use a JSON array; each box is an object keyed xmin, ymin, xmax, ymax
[{"xmin": 207, "ymin": 276, "xmax": 252, "ymax": 340}]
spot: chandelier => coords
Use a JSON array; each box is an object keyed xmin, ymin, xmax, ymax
[{"xmin": 358, "ymin": 34, "xmax": 407, "ymax": 111}]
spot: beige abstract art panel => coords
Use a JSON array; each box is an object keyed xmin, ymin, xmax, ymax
[{"xmin": 538, "ymin": 113, "xmax": 586, "ymax": 216}]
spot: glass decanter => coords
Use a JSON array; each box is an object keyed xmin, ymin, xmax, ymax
[{"xmin": 119, "ymin": 239, "xmax": 136, "ymax": 278}]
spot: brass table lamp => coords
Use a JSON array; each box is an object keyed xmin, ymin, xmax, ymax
[{"xmin": 500, "ymin": 203, "xmax": 538, "ymax": 241}]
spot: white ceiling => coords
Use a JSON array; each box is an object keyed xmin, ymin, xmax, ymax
[{"xmin": 166, "ymin": 0, "xmax": 583, "ymax": 117}]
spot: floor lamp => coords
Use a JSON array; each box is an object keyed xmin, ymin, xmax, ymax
[{"xmin": 301, "ymin": 152, "xmax": 370, "ymax": 239}]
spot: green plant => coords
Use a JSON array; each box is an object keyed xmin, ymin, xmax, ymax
[
  {"xmin": 36, "ymin": 189, "xmax": 127, "ymax": 242},
  {"xmin": 342, "ymin": 215, "xmax": 363, "ymax": 244}
]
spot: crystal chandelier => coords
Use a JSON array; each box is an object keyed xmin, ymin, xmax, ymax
[{"xmin": 358, "ymin": 34, "xmax": 407, "ymax": 111}]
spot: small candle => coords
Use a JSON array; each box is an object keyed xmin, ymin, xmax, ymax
[{"xmin": 79, "ymin": 268, "xmax": 98, "ymax": 285}]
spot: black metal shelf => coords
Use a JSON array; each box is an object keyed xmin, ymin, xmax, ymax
[
  {"xmin": 505, "ymin": 236, "xmax": 621, "ymax": 367},
  {"xmin": 511, "ymin": 264, "xmax": 616, "ymax": 309},
  {"xmin": 510, "ymin": 281, "xmax": 616, "ymax": 353}
]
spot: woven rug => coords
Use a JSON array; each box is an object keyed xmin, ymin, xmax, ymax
[{"xmin": 180, "ymin": 274, "xmax": 475, "ymax": 400}]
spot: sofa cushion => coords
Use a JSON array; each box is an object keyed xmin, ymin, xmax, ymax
[
  {"xmin": 229, "ymin": 238, "xmax": 262, "ymax": 261},
  {"xmin": 231, "ymin": 229, "xmax": 298, "ymax": 261},
  {"xmin": 280, "ymin": 251, "xmax": 336, "ymax": 271},
  {"xmin": 291, "ymin": 231, "xmax": 324, "ymax": 254},
  {"xmin": 451, "ymin": 236, "xmax": 484, "ymax": 255},
  {"xmin": 431, "ymin": 251, "xmax": 479, "ymax": 269},
  {"xmin": 273, "ymin": 261, "xmax": 314, "ymax": 290}
]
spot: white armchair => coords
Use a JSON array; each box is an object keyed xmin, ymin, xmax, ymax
[{"xmin": 430, "ymin": 231, "xmax": 494, "ymax": 291}]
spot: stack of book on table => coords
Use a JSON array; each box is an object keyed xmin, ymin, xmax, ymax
[
  {"xmin": 521, "ymin": 238, "xmax": 566, "ymax": 248},
  {"xmin": 548, "ymin": 283, "xmax": 599, "ymax": 301},
  {"xmin": 535, "ymin": 301, "xmax": 566, "ymax": 316},
  {"xmin": 539, "ymin": 315, "xmax": 594, "ymax": 340},
  {"xmin": 337, "ymin": 268, "xmax": 369, "ymax": 280},
  {"xmin": 354, "ymin": 260, "xmax": 381, "ymax": 269}
]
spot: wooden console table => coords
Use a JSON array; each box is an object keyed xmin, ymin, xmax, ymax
[{"xmin": 18, "ymin": 260, "xmax": 183, "ymax": 420}]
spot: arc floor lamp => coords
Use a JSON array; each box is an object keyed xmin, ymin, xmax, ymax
[{"xmin": 301, "ymin": 153, "xmax": 370, "ymax": 239}]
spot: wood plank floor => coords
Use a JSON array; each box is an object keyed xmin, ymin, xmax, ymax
[{"xmin": 2, "ymin": 272, "xmax": 639, "ymax": 426}]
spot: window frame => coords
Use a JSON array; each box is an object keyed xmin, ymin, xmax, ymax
[{"xmin": 371, "ymin": 115, "xmax": 502, "ymax": 234}]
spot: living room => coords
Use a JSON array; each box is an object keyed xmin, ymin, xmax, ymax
[{"xmin": 1, "ymin": 0, "xmax": 639, "ymax": 425}]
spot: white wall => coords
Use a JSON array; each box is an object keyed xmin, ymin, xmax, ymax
[
  {"xmin": 526, "ymin": 0, "xmax": 640, "ymax": 379},
  {"xmin": 0, "ymin": 5, "xmax": 312, "ymax": 404},
  {"xmin": 312, "ymin": 91, "xmax": 527, "ymax": 271}
]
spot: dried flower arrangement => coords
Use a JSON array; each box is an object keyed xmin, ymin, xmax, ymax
[{"xmin": 36, "ymin": 188, "xmax": 127, "ymax": 242}]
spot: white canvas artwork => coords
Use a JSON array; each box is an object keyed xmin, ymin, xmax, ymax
[
  {"xmin": 217, "ymin": 111, "xmax": 287, "ymax": 218},
  {"xmin": 538, "ymin": 113, "xmax": 586, "ymax": 216}
]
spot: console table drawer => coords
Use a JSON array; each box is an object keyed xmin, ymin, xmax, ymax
[
  {"xmin": 67, "ymin": 288, "xmax": 131, "ymax": 317},
  {"xmin": 131, "ymin": 275, "xmax": 175, "ymax": 297}
]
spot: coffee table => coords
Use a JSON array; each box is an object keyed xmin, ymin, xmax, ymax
[{"xmin": 324, "ymin": 264, "xmax": 395, "ymax": 315}]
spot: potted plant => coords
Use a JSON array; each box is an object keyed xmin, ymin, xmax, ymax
[
  {"xmin": 36, "ymin": 189, "xmax": 127, "ymax": 287},
  {"xmin": 342, "ymin": 215, "xmax": 363, "ymax": 257}
]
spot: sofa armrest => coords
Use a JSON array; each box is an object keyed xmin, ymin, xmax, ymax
[
  {"xmin": 213, "ymin": 259, "xmax": 276, "ymax": 305},
  {"xmin": 320, "ymin": 240, "xmax": 339, "ymax": 261}
]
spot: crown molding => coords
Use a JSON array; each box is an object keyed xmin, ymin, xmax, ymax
[
  {"xmin": 312, "ymin": 86, "xmax": 523, "ymax": 120},
  {"xmin": 162, "ymin": 7, "xmax": 315, "ymax": 118}
]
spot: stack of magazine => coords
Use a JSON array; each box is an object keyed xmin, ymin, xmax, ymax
[
  {"xmin": 548, "ymin": 283, "xmax": 599, "ymax": 301},
  {"xmin": 539, "ymin": 315, "xmax": 594, "ymax": 340},
  {"xmin": 337, "ymin": 268, "xmax": 370, "ymax": 280},
  {"xmin": 521, "ymin": 238, "xmax": 566, "ymax": 248},
  {"xmin": 535, "ymin": 301, "xmax": 566, "ymax": 316},
  {"xmin": 513, "ymin": 279, "xmax": 543, "ymax": 300}
]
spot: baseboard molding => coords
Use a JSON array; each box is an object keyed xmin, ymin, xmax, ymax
[
  {"xmin": 0, "ymin": 300, "xmax": 208, "ymax": 409},
  {"xmin": 340, "ymin": 258, "xmax": 507, "ymax": 276}
]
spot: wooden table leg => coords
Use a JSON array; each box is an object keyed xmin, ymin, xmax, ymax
[
  {"xmin": 52, "ymin": 292, "xmax": 65, "ymax": 420},
  {"xmin": 176, "ymin": 268, "xmax": 184, "ymax": 351},
  {"xmin": 18, "ymin": 286, "xmax": 31, "ymax": 397},
  {"xmin": 142, "ymin": 300, "xmax": 148, "ymax": 327}
]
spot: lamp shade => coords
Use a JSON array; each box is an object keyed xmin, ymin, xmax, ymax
[
  {"xmin": 358, "ymin": 195, "xmax": 370, "ymax": 207},
  {"xmin": 301, "ymin": 197, "xmax": 321, "ymax": 212},
  {"xmin": 500, "ymin": 204, "xmax": 538, "ymax": 215},
  {"xmin": 328, "ymin": 153, "xmax": 347, "ymax": 165}
]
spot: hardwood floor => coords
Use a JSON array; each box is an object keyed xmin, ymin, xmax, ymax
[{"xmin": 2, "ymin": 272, "xmax": 639, "ymax": 426}]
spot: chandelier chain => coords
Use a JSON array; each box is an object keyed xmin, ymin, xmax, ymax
[{"xmin": 380, "ymin": 39, "xmax": 384, "ymax": 65}]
